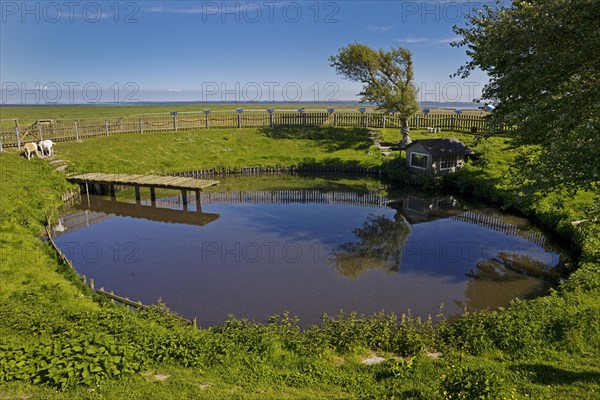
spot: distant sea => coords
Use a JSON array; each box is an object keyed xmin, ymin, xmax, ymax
[{"xmin": 1, "ymin": 101, "xmax": 481, "ymax": 110}]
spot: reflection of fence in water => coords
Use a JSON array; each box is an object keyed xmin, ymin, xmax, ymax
[
  {"xmin": 157, "ymin": 191, "xmax": 548, "ymax": 247},
  {"xmin": 151, "ymin": 191, "xmax": 545, "ymax": 243},
  {"xmin": 57, "ymin": 190, "xmax": 547, "ymax": 248},
  {"xmin": 54, "ymin": 210, "xmax": 110, "ymax": 237},
  {"xmin": 156, "ymin": 190, "xmax": 393, "ymax": 208},
  {"xmin": 452, "ymin": 211, "xmax": 547, "ymax": 247}
]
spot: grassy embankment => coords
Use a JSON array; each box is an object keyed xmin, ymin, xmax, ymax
[{"xmin": 0, "ymin": 115, "xmax": 598, "ymax": 398}]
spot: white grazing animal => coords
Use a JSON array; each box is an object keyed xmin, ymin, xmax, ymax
[{"xmin": 38, "ymin": 140, "xmax": 55, "ymax": 157}]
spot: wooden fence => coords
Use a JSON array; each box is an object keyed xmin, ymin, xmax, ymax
[{"xmin": 0, "ymin": 111, "xmax": 503, "ymax": 149}]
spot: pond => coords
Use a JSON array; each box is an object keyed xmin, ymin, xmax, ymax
[{"xmin": 54, "ymin": 174, "xmax": 568, "ymax": 326}]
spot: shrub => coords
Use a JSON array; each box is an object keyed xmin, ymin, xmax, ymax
[
  {"xmin": 441, "ymin": 365, "xmax": 507, "ymax": 400},
  {"xmin": 0, "ymin": 334, "xmax": 144, "ymax": 389}
]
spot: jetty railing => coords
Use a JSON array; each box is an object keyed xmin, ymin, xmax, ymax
[{"xmin": 1, "ymin": 110, "xmax": 505, "ymax": 149}]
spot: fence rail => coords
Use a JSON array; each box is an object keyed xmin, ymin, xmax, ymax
[{"xmin": 0, "ymin": 111, "xmax": 506, "ymax": 149}]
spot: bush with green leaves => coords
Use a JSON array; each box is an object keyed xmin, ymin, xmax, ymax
[
  {"xmin": 0, "ymin": 334, "xmax": 144, "ymax": 389},
  {"xmin": 441, "ymin": 365, "xmax": 507, "ymax": 400}
]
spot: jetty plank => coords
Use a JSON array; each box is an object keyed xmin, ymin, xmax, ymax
[{"xmin": 67, "ymin": 173, "xmax": 219, "ymax": 191}]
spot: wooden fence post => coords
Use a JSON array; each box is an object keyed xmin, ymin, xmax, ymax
[
  {"xmin": 15, "ymin": 126, "xmax": 21, "ymax": 149},
  {"xmin": 237, "ymin": 113, "xmax": 242, "ymax": 129},
  {"xmin": 205, "ymin": 114, "xmax": 209, "ymax": 129},
  {"xmin": 74, "ymin": 122, "xmax": 79, "ymax": 141},
  {"xmin": 333, "ymin": 113, "xmax": 338, "ymax": 127},
  {"xmin": 173, "ymin": 115, "xmax": 178, "ymax": 131},
  {"xmin": 105, "ymin": 120, "xmax": 109, "ymax": 136},
  {"xmin": 416, "ymin": 115, "xmax": 420, "ymax": 130},
  {"xmin": 38, "ymin": 124, "xmax": 43, "ymax": 141},
  {"xmin": 139, "ymin": 118, "xmax": 144, "ymax": 133}
]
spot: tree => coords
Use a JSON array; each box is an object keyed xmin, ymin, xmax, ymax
[
  {"xmin": 332, "ymin": 213, "xmax": 411, "ymax": 278},
  {"xmin": 329, "ymin": 44, "xmax": 420, "ymax": 146},
  {"xmin": 452, "ymin": 0, "xmax": 600, "ymax": 192}
]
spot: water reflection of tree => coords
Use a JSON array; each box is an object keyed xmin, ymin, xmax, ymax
[
  {"xmin": 466, "ymin": 252, "xmax": 561, "ymax": 281},
  {"xmin": 457, "ymin": 252, "xmax": 561, "ymax": 311},
  {"xmin": 333, "ymin": 213, "xmax": 411, "ymax": 278}
]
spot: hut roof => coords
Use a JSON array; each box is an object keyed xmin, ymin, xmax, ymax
[{"xmin": 403, "ymin": 138, "xmax": 474, "ymax": 157}]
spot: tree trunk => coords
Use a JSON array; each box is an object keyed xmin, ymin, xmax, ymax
[{"xmin": 399, "ymin": 118, "xmax": 412, "ymax": 147}]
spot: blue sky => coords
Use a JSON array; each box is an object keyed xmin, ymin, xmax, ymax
[{"xmin": 0, "ymin": 1, "xmax": 495, "ymax": 104}]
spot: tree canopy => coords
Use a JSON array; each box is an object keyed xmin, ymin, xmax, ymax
[
  {"xmin": 453, "ymin": 0, "xmax": 600, "ymax": 192},
  {"xmin": 329, "ymin": 43, "xmax": 419, "ymax": 145},
  {"xmin": 333, "ymin": 213, "xmax": 411, "ymax": 278}
]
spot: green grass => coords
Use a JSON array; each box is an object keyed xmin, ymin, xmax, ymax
[
  {"xmin": 1, "ymin": 121, "xmax": 599, "ymax": 399},
  {"xmin": 55, "ymin": 127, "xmax": 383, "ymax": 175}
]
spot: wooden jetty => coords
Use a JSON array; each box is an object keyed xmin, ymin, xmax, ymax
[
  {"xmin": 67, "ymin": 172, "xmax": 219, "ymax": 204},
  {"xmin": 75, "ymin": 197, "xmax": 220, "ymax": 226}
]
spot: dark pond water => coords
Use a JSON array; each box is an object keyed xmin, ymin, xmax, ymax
[{"xmin": 55, "ymin": 175, "xmax": 568, "ymax": 326}]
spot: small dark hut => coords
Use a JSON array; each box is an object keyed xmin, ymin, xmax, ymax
[{"xmin": 403, "ymin": 138, "xmax": 474, "ymax": 175}]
